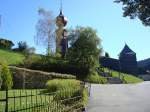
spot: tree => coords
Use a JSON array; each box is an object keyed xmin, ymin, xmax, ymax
[
  {"xmin": 105, "ymin": 52, "xmax": 110, "ymax": 58},
  {"xmin": 35, "ymin": 8, "xmax": 55, "ymax": 55},
  {"xmin": 67, "ymin": 26, "xmax": 81, "ymax": 46},
  {"xmin": 1, "ymin": 64, "xmax": 13, "ymax": 90},
  {"xmin": 115, "ymin": 0, "xmax": 150, "ymax": 26},
  {"xmin": 0, "ymin": 38, "xmax": 14, "ymax": 49},
  {"xmin": 67, "ymin": 27, "xmax": 102, "ymax": 77},
  {"xmin": 18, "ymin": 41, "xmax": 28, "ymax": 52}
]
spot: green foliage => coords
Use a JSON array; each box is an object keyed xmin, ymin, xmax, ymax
[
  {"xmin": 105, "ymin": 52, "xmax": 110, "ymax": 58},
  {"xmin": 18, "ymin": 41, "xmax": 28, "ymax": 52},
  {"xmin": 123, "ymin": 73, "xmax": 143, "ymax": 83},
  {"xmin": 67, "ymin": 26, "xmax": 80, "ymax": 46},
  {"xmin": 67, "ymin": 27, "xmax": 102, "ymax": 78},
  {"xmin": 0, "ymin": 38, "xmax": 14, "ymax": 49},
  {"xmin": 46, "ymin": 79, "xmax": 81, "ymax": 100},
  {"xmin": 81, "ymin": 88, "xmax": 88, "ymax": 105},
  {"xmin": 0, "ymin": 70, "xmax": 2, "ymax": 90},
  {"xmin": 46, "ymin": 79, "xmax": 81, "ymax": 92},
  {"xmin": 23, "ymin": 54, "xmax": 41, "ymax": 67},
  {"xmin": 28, "ymin": 55, "xmax": 87, "ymax": 80},
  {"xmin": 104, "ymin": 68, "xmax": 143, "ymax": 83},
  {"xmin": 1, "ymin": 64, "xmax": 13, "ymax": 90},
  {"xmin": 86, "ymin": 71, "xmax": 107, "ymax": 84},
  {"xmin": 0, "ymin": 49, "xmax": 25, "ymax": 65},
  {"xmin": 115, "ymin": 0, "xmax": 150, "ymax": 26}
]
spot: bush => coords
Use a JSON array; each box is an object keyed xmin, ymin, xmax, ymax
[
  {"xmin": 46, "ymin": 79, "xmax": 81, "ymax": 100},
  {"xmin": 1, "ymin": 64, "xmax": 13, "ymax": 90},
  {"xmin": 86, "ymin": 71, "xmax": 107, "ymax": 84},
  {"xmin": 18, "ymin": 41, "xmax": 28, "ymax": 52},
  {"xmin": 0, "ymin": 38, "xmax": 14, "ymax": 49},
  {"xmin": 23, "ymin": 54, "xmax": 41, "ymax": 67},
  {"xmin": 81, "ymin": 88, "xmax": 88, "ymax": 105},
  {"xmin": 46, "ymin": 79, "xmax": 81, "ymax": 92},
  {"xmin": 28, "ymin": 55, "xmax": 88, "ymax": 80},
  {"xmin": 0, "ymin": 71, "xmax": 2, "ymax": 90},
  {"xmin": 45, "ymin": 79, "xmax": 88, "ymax": 110}
]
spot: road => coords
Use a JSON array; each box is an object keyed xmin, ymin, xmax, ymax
[{"xmin": 86, "ymin": 81, "xmax": 150, "ymax": 112}]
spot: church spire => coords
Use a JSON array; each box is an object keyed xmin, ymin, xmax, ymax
[{"xmin": 59, "ymin": 0, "xmax": 63, "ymax": 16}]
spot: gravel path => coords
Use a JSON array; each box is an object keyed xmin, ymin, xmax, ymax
[{"xmin": 86, "ymin": 81, "xmax": 150, "ymax": 112}]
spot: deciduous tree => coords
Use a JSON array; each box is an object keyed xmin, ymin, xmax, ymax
[
  {"xmin": 35, "ymin": 8, "xmax": 55, "ymax": 55},
  {"xmin": 115, "ymin": 0, "xmax": 150, "ymax": 26},
  {"xmin": 67, "ymin": 27, "xmax": 102, "ymax": 77}
]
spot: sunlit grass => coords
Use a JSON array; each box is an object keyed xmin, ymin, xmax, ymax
[{"xmin": 0, "ymin": 49, "xmax": 25, "ymax": 65}]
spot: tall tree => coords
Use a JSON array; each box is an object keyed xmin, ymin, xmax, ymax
[
  {"xmin": 35, "ymin": 8, "xmax": 55, "ymax": 55},
  {"xmin": 67, "ymin": 27, "xmax": 102, "ymax": 77},
  {"xmin": 115, "ymin": 0, "xmax": 150, "ymax": 26},
  {"xmin": 67, "ymin": 26, "xmax": 81, "ymax": 47}
]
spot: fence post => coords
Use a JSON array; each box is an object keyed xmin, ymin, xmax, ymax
[{"xmin": 5, "ymin": 89, "xmax": 8, "ymax": 112}]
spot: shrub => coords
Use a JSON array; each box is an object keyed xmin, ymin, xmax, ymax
[
  {"xmin": 28, "ymin": 55, "xmax": 88, "ymax": 80},
  {"xmin": 86, "ymin": 71, "xmax": 107, "ymax": 84},
  {"xmin": 46, "ymin": 79, "xmax": 81, "ymax": 92},
  {"xmin": 23, "ymin": 54, "xmax": 40, "ymax": 67},
  {"xmin": 0, "ymin": 38, "xmax": 14, "ymax": 49},
  {"xmin": 0, "ymin": 71, "xmax": 2, "ymax": 90},
  {"xmin": 81, "ymin": 88, "xmax": 88, "ymax": 105},
  {"xmin": 46, "ymin": 79, "xmax": 81, "ymax": 100},
  {"xmin": 18, "ymin": 41, "xmax": 28, "ymax": 52},
  {"xmin": 1, "ymin": 64, "xmax": 13, "ymax": 90},
  {"xmin": 45, "ymin": 79, "xmax": 88, "ymax": 110}
]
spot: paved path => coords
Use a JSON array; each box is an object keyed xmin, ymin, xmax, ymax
[{"xmin": 86, "ymin": 81, "xmax": 150, "ymax": 112}]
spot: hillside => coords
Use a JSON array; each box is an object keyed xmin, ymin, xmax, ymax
[
  {"xmin": 138, "ymin": 58, "xmax": 150, "ymax": 73},
  {"xmin": 111, "ymin": 70, "xmax": 143, "ymax": 83},
  {"xmin": 0, "ymin": 49, "xmax": 25, "ymax": 65},
  {"xmin": 99, "ymin": 68, "xmax": 143, "ymax": 83},
  {"xmin": 138, "ymin": 58, "xmax": 150, "ymax": 68}
]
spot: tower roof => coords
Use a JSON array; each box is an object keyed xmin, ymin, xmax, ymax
[
  {"xmin": 56, "ymin": 0, "xmax": 67, "ymax": 27},
  {"xmin": 120, "ymin": 44, "xmax": 135, "ymax": 56}
]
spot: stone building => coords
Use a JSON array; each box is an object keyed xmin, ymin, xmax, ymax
[
  {"xmin": 119, "ymin": 44, "xmax": 138, "ymax": 76},
  {"xmin": 100, "ymin": 44, "xmax": 138, "ymax": 76}
]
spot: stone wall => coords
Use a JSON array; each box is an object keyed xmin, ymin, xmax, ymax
[
  {"xmin": 100, "ymin": 57, "xmax": 120, "ymax": 71},
  {"xmin": 9, "ymin": 66, "xmax": 76, "ymax": 89}
]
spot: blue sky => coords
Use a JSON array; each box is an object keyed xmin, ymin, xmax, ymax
[{"xmin": 0, "ymin": 0, "xmax": 150, "ymax": 61}]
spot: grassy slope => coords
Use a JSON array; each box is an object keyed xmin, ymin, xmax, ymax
[
  {"xmin": 0, "ymin": 49, "xmax": 25, "ymax": 65},
  {"xmin": 104, "ymin": 68, "xmax": 143, "ymax": 83}
]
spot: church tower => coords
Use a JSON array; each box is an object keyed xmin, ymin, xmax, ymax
[
  {"xmin": 56, "ymin": 0, "xmax": 68, "ymax": 53},
  {"xmin": 119, "ymin": 44, "xmax": 138, "ymax": 75}
]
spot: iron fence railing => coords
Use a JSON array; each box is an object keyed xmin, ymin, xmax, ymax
[{"xmin": 0, "ymin": 86, "xmax": 88, "ymax": 112}]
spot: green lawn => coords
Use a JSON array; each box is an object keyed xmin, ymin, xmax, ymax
[
  {"xmin": 0, "ymin": 89, "xmax": 52, "ymax": 112},
  {"xmin": 0, "ymin": 49, "xmax": 25, "ymax": 65},
  {"xmin": 104, "ymin": 68, "xmax": 143, "ymax": 83}
]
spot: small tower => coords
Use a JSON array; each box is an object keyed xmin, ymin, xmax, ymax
[{"xmin": 119, "ymin": 44, "xmax": 138, "ymax": 75}]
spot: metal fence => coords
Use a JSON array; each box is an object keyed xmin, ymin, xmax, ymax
[{"xmin": 0, "ymin": 87, "xmax": 88, "ymax": 112}]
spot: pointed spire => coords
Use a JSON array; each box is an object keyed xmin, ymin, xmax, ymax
[
  {"xmin": 120, "ymin": 44, "xmax": 135, "ymax": 55},
  {"xmin": 59, "ymin": 0, "xmax": 63, "ymax": 16}
]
